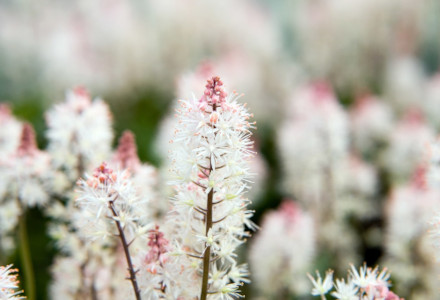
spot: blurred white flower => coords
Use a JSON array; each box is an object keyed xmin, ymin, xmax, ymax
[
  {"xmin": 46, "ymin": 88, "xmax": 113, "ymax": 181},
  {"xmin": 384, "ymin": 166, "xmax": 440, "ymax": 299},
  {"xmin": 384, "ymin": 110, "xmax": 434, "ymax": 183},
  {"xmin": 350, "ymin": 95, "xmax": 394, "ymax": 155},
  {"xmin": 385, "ymin": 56, "xmax": 426, "ymax": 114},
  {"xmin": 279, "ymin": 83, "xmax": 349, "ymax": 208},
  {"xmin": 249, "ymin": 200, "xmax": 315, "ymax": 297}
]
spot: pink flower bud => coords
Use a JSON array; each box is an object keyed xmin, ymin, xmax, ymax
[
  {"xmin": 17, "ymin": 123, "xmax": 38, "ymax": 157},
  {"xmin": 210, "ymin": 112, "xmax": 219, "ymax": 124},
  {"xmin": 114, "ymin": 131, "xmax": 141, "ymax": 170}
]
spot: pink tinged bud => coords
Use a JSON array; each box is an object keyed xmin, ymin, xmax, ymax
[
  {"xmin": 98, "ymin": 174, "xmax": 106, "ymax": 183},
  {"xmin": 147, "ymin": 264, "xmax": 158, "ymax": 274},
  {"xmin": 92, "ymin": 162, "xmax": 116, "ymax": 185},
  {"xmin": 198, "ymin": 99, "xmax": 208, "ymax": 111},
  {"xmin": 199, "ymin": 76, "xmax": 228, "ymax": 108},
  {"xmin": 114, "ymin": 130, "xmax": 140, "ymax": 170},
  {"xmin": 86, "ymin": 178, "xmax": 98, "ymax": 188},
  {"xmin": 210, "ymin": 112, "xmax": 219, "ymax": 124},
  {"xmin": 17, "ymin": 123, "xmax": 38, "ymax": 157}
]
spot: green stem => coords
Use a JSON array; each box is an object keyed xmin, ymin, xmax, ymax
[{"xmin": 19, "ymin": 211, "xmax": 36, "ymax": 300}]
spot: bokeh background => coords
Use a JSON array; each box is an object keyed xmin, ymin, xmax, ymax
[{"xmin": 1, "ymin": 0, "xmax": 440, "ymax": 299}]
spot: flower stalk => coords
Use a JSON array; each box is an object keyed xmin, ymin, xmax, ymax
[
  {"xmin": 200, "ymin": 187, "xmax": 214, "ymax": 300},
  {"xmin": 18, "ymin": 210, "xmax": 35, "ymax": 300},
  {"xmin": 76, "ymin": 162, "xmax": 152, "ymax": 300},
  {"xmin": 108, "ymin": 199, "xmax": 141, "ymax": 300}
]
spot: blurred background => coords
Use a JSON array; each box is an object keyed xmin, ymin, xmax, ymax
[{"xmin": 1, "ymin": 0, "xmax": 440, "ymax": 299}]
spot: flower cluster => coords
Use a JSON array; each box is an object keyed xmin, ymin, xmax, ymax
[
  {"xmin": 46, "ymin": 87, "xmax": 113, "ymax": 182},
  {"xmin": 168, "ymin": 76, "xmax": 255, "ymax": 299},
  {"xmin": 278, "ymin": 83, "xmax": 364, "ymax": 269},
  {"xmin": 308, "ymin": 264, "xmax": 402, "ymax": 300},
  {"xmin": 43, "ymin": 91, "xmax": 160, "ymax": 300},
  {"xmin": 76, "ymin": 162, "xmax": 150, "ymax": 241}
]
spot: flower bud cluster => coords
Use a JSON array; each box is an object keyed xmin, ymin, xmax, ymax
[{"xmin": 168, "ymin": 76, "xmax": 255, "ymax": 299}]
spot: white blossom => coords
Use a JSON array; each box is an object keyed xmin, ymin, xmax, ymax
[
  {"xmin": 307, "ymin": 270, "xmax": 334, "ymax": 297},
  {"xmin": 167, "ymin": 76, "xmax": 255, "ymax": 299},
  {"xmin": 308, "ymin": 264, "xmax": 401, "ymax": 300},
  {"xmin": 46, "ymin": 88, "xmax": 113, "ymax": 181},
  {"xmin": 331, "ymin": 279, "xmax": 358, "ymax": 300}
]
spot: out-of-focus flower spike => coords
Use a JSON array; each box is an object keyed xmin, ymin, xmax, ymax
[
  {"xmin": 17, "ymin": 123, "xmax": 38, "ymax": 157},
  {"xmin": 113, "ymin": 130, "xmax": 141, "ymax": 171}
]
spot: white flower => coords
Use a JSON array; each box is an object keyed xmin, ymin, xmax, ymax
[
  {"xmin": 349, "ymin": 264, "xmax": 372, "ymax": 289},
  {"xmin": 249, "ymin": 200, "xmax": 315, "ymax": 296},
  {"xmin": 331, "ymin": 279, "xmax": 358, "ymax": 300},
  {"xmin": 307, "ymin": 270, "xmax": 333, "ymax": 296},
  {"xmin": 350, "ymin": 96, "xmax": 393, "ymax": 154},
  {"xmin": 168, "ymin": 76, "xmax": 255, "ymax": 299},
  {"xmin": 1, "ymin": 123, "xmax": 51, "ymax": 209},
  {"xmin": 349, "ymin": 263, "xmax": 391, "ymax": 289},
  {"xmin": 308, "ymin": 265, "xmax": 400, "ymax": 300},
  {"xmin": 75, "ymin": 162, "xmax": 150, "ymax": 241},
  {"xmin": 279, "ymin": 83, "xmax": 349, "ymax": 208},
  {"xmin": 46, "ymin": 88, "xmax": 113, "ymax": 181},
  {"xmin": 384, "ymin": 112, "xmax": 434, "ymax": 182}
]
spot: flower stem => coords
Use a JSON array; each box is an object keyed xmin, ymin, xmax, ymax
[
  {"xmin": 18, "ymin": 211, "xmax": 36, "ymax": 300},
  {"xmin": 200, "ymin": 188, "xmax": 214, "ymax": 300},
  {"xmin": 109, "ymin": 202, "xmax": 141, "ymax": 300},
  {"xmin": 201, "ymin": 103, "xmax": 217, "ymax": 300}
]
